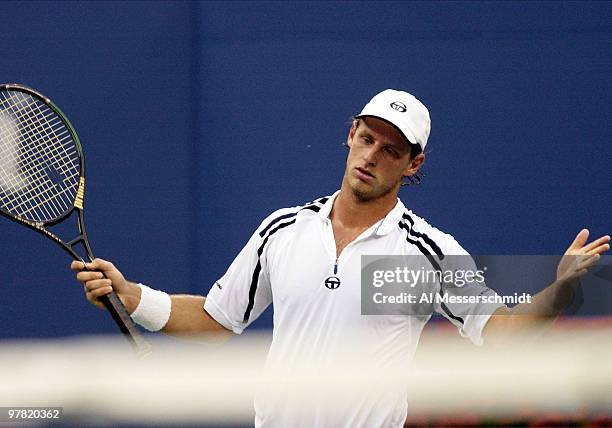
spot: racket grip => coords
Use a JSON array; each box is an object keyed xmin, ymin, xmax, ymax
[{"xmin": 99, "ymin": 291, "xmax": 152, "ymax": 358}]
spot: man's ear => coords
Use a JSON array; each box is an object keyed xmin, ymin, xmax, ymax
[
  {"xmin": 402, "ymin": 153, "xmax": 425, "ymax": 178},
  {"xmin": 346, "ymin": 119, "xmax": 358, "ymax": 148}
]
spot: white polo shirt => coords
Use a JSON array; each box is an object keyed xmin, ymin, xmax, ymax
[{"xmin": 204, "ymin": 190, "xmax": 504, "ymax": 428}]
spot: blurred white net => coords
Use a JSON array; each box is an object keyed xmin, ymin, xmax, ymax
[{"xmin": 0, "ymin": 320, "xmax": 610, "ymax": 426}]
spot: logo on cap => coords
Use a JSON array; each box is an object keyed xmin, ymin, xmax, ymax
[{"xmin": 390, "ymin": 101, "xmax": 407, "ymax": 112}]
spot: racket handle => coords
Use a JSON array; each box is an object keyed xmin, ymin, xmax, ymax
[{"xmin": 99, "ymin": 291, "xmax": 152, "ymax": 358}]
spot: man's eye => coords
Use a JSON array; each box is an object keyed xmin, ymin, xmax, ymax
[
  {"xmin": 361, "ymin": 136, "xmax": 372, "ymax": 144},
  {"xmin": 384, "ymin": 147, "xmax": 399, "ymax": 157}
]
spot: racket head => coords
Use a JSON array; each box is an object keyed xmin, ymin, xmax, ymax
[{"xmin": 0, "ymin": 83, "xmax": 85, "ymax": 226}]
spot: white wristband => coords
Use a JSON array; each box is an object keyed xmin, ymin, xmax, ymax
[{"xmin": 130, "ymin": 283, "xmax": 172, "ymax": 332}]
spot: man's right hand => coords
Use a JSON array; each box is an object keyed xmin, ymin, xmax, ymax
[{"xmin": 71, "ymin": 258, "xmax": 141, "ymax": 314}]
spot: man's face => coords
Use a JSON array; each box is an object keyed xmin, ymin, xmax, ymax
[{"xmin": 343, "ymin": 117, "xmax": 424, "ymax": 201}]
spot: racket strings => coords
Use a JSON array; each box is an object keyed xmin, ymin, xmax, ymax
[
  {"xmin": 5, "ymin": 94, "xmax": 76, "ymax": 186},
  {"xmin": 5, "ymin": 96, "xmax": 77, "ymax": 215},
  {"xmin": 19, "ymin": 97, "xmax": 78, "ymax": 180},
  {"xmin": 6, "ymin": 109, "xmax": 69, "ymax": 178},
  {"xmin": 0, "ymin": 91, "xmax": 80, "ymax": 218},
  {"xmin": 0, "ymin": 95, "xmax": 66, "ymax": 220},
  {"xmin": 0, "ymin": 95, "xmax": 58, "ymax": 197},
  {"xmin": 0, "ymin": 90, "xmax": 81, "ymax": 222},
  {"xmin": 0, "ymin": 98, "xmax": 68, "ymax": 216}
]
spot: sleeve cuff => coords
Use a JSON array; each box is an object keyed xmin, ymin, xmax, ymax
[
  {"xmin": 203, "ymin": 297, "xmax": 244, "ymax": 335},
  {"xmin": 460, "ymin": 306, "xmax": 505, "ymax": 346}
]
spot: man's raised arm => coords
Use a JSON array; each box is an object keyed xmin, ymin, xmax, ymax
[{"xmin": 483, "ymin": 229, "xmax": 610, "ymax": 341}]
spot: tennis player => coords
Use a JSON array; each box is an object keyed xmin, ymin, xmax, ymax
[{"xmin": 72, "ymin": 89, "xmax": 610, "ymax": 427}]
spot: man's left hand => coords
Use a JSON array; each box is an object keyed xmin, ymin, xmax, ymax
[{"xmin": 556, "ymin": 229, "xmax": 610, "ymax": 283}]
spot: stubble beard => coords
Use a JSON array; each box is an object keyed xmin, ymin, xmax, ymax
[{"xmin": 349, "ymin": 175, "xmax": 399, "ymax": 203}]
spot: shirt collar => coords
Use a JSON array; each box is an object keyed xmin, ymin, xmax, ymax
[
  {"xmin": 374, "ymin": 197, "xmax": 406, "ymax": 236},
  {"xmin": 316, "ymin": 190, "xmax": 341, "ymax": 219},
  {"xmin": 315, "ymin": 190, "xmax": 406, "ymax": 236}
]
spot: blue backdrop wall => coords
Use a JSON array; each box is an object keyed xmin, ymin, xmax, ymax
[{"xmin": 0, "ymin": 1, "xmax": 610, "ymax": 338}]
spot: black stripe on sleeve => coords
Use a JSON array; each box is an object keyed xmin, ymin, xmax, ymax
[
  {"xmin": 398, "ymin": 222, "xmax": 442, "ymax": 270},
  {"xmin": 259, "ymin": 213, "xmax": 297, "ymax": 237},
  {"xmin": 398, "ymin": 220, "xmax": 464, "ymax": 325},
  {"xmin": 258, "ymin": 197, "xmax": 328, "ymax": 237},
  {"xmin": 300, "ymin": 204, "xmax": 321, "ymax": 213},
  {"xmin": 299, "ymin": 196, "xmax": 329, "ymax": 212},
  {"xmin": 243, "ymin": 218, "xmax": 297, "ymax": 324},
  {"xmin": 305, "ymin": 196, "xmax": 329, "ymax": 205},
  {"xmin": 440, "ymin": 303, "xmax": 465, "ymax": 325},
  {"xmin": 402, "ymin": 213, "xmax": 444, "ymax": 258}
]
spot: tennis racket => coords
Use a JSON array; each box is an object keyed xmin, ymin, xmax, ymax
[{"xmin": 0, "ymin": 83, "xmax": 151, "ymax": 357}]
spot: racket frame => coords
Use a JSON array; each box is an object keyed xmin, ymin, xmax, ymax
[{"xmin": 0, "ymin": 83, "xmax": 151, "ymax": 357}]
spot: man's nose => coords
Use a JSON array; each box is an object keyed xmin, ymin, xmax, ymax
[{"xmin": 363, "ymin": 144, "xmax": 380, "ymax": 165}]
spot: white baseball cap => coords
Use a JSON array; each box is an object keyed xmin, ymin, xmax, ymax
[{"xmin": 356, "ymin": 89, "xmax": 431, "ymax": 152}]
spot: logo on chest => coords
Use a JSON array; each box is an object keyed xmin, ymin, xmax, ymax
[{"xmin": 324, "ymin": 276, "xmax": 341, "ymax": 290}]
